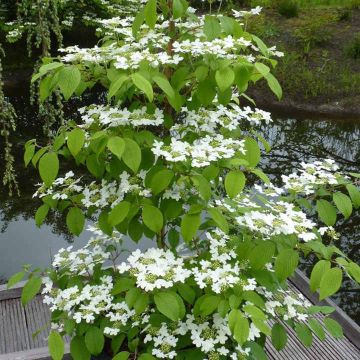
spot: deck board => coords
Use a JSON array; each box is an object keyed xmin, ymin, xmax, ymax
[{"xmin": 0, "ymin": 276, "xmax": 359, "ymax": 359}]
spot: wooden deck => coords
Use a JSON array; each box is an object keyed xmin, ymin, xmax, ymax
[{"xmin": 0, "ymin": 271, "xmax": 359, "ymax": 360}]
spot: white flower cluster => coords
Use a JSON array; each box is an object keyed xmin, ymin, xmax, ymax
[
  {"xmin": 282, "ymin": 159, "xmax": 346, "ymax": 195},
  {"xmin": 57, "ymin": 5, "xmax": 283, "ymax": 71},
  {"xmin": 43, "ymin": 275, "xmax": 114, "ymax": 324},
  {"xmin": 235, "ymin": 200, "xmax": 317, "ymax": 242},
  {"xmin": 152, "ymin": 135, "xmax": 246, "ymax": 168},
  {"xmin": 52, "ymin": 226, "xmax": 123, "ymax": 275},
  {"xmin": 42, "ymin": 226, "xmax": 316, "ymax": 359},
  {"xmin": 34, "ymin": 170, "xmax": 152, "ymax": 207},
  {"xmin": 79, "ymin": 105, "xmax": 164, "ymax": 128},
  {"xmin": 144, "ymin": 322, "xmax": 187, "ymax": 359},
  {"xmin": 263, "ymin": 288, "xmax": 312, "ymax": 322},
  {"xmin": 118, "ymin": 248, "xmax": 192, "ymax": 292},
  {"xmin": 84, "ymin": 172, "xmax": 151, "ymax": 208},
  {"xmin": 192, "ymin": 229, "xmax": 254, "ymax": 294},
  {"xmin": 172, "ymin": 105, "xmax": 272, "ymax": 136},
  {"xmin": 232, "ymin": 6, "xmax": 263, "ymax": 18}
]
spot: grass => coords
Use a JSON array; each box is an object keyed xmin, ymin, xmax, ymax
[
  {"xmin": 251, "ymin": 0, "xmax": 360, "ymax": 8},
  {"xmin": 245, "ymin": 1, "xmax": 360, "ymax": 104}
]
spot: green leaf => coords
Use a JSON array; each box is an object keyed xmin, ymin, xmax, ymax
[
  {"xmin": 196, "ymin": 78, "xmax": 216, "ymax": 106},
  {"xmin": 255, "ymin": 62, "xmax": 270, "ymax": 77},
  {"xmin": 191, "ymin": 174, "xmax": 211, "ymax": 201},
  {"xmin": 199, "ymin": 295, "xmax": 220, "ymax": 316},
  {"xmin": 67, "ymin": 128, "xmax": 85, "ymax": 157},
  {"xmin": 242, "ymin": 137, "xmax": 260, "ymax": 167},
  {"xmin": 346, "ymin": 184, "xmax": 360, "ymax": 209},
  {"xmin": 177, "ymin": 283, "xmax": 196, "ymax": 304},
  {"xmin": 348, "ymin": 262, "xmax": 360, "ymax": 283},
  {"xmin": 308, "ymin": 318, "xmax": 326, "ymax": 341},
  {"xmin": 7, "ymin": 271, "xmax": 25, "ymax": 289},
  {"xmin": 310, "ymin": 260, "xmax": 331, "ymax": 292},
  {"xmin": 247, "ymin": 342, "xmax": 267, "ymax": 360},
  {"xmin": 228, "ymin": 310, "xmax": 249, "ymax": 345},
  {"xmin": 274, "ymin": 249, "xmax": 299, "ymax": 282},
  {"xmin": 295, "ymin": 323, "xmax": 312, "ymax": 347},
  {"xmin": 108, "ymin": 74, "xmax": 128, "ymax": 99},
  {"xmin": 204, "ymin": 15, "xmax": 221, "ymax": 40},
  {"xmin": 173, "ymin": 0, "xmax": 186, "ymax": 19},
  {"xmin": 153, "ymin": 75, "xmax": 175, "ymax": 99},
  {"xmin": 144, "ymin": 0, "xmax": 157, "ymax": 29},
  {"xmin": 123, "ymin": 138, "xmax": 142, "ymax": 173},
  {"xmin": 142, "ymin": 205, "xmax": 163, "ymax": 233},
  {"xmin": 126, "ymin": 287, "xmax": 141, "ymax": 308},
  {"xmin": 134, "ymin": 293, "xmax": 149, "ymax": 314},
  {"xmin": 24, "ymin": 143, "xmax": 35, "ymax": 167},
  {"xmin": 215, "ymin": 67, "xmax": 235, "ymax": 92},
  {"xmin": 138, "ymin": 355, "xmax": 156, "ymax": 360},
  {"xmin": 86, "ymin": 154, "xmax": 105, "ymax": 178},
  {"xmin": 234, "ymin": 64, "xmax": 251, "ymax": 93},
  {"xmin": 113, "ymin": 352, "xmax": 130, "ymax": 360},
  {"xmin": 85, "ymin": 326, "xmax": 104, "ymax": 356},
  {"xmin": 131, "ymin": 73, "xmax": 153, "ymax": 101},
  {"xmin": 249, "ymin": 241, "xmax": 275, "ymax": 270},
  {"xmin": 58, "ymin": 66, "xmax": 81, "ymax": 100},
  {"xmin": 208, "ymin": 208, "xmax": 229, "ymax": 233},
  {"xmin": 323, "ymin": 318, "xmax": 343, "ymax": 339},
  {"xmin": 35, "ymin": 204, "xmax": 50, "ymax": 227},
  {"xmin": 39, "ymin": 62, "xmax": 64, "ymax": 75},
  {"xmin": 48, "ymin": 331, "xmax": 64, "ymax": 360},
  {"xmin": 271, "ymin": 323, "xmax": 287, "ymax": 351},
  {"xmin": 154, "ymin": 291, "xmax": 185, "ymax": 321},
  {"xmin": 21, "ymin": 277, "xmax": 42, "ymax": 305},
  {"xmin": 108, "ymin": 137, "xmax": 126, "ymax": 160},
  {"xmin": 316, "ymin": 199, "xmax": 337, "ymax": 226},
  {"xmin": 66, "ymin": 207, "xmax": 85, "ymax": 236},
  {"xmin": 70, "ymin": 336, "xmax": 90, "ymax": 360},
  {"xmin": 112, "ymin": 277, "xmax": 135, "ymax": 295},
  {"xmin": 319, "ymin": 267, "xmax": 342, "ymax": 300},
  {"xmin": 333, "ymin": 192, "xmax": 352, "ymax": 219},
  {"xmin": 181, "ymin": 212, "xmax": 201, "ymax": 243},
  {"xmin": 265, "ymin": 72, "xmax": 282, "ymax": 100},
  {"xmin": 39, "ymin": 152, "xmax": 59, "ymax": 187},
  {"xmin": 225, "ymin": 170, "xmax": 246, "ymax": 198},
  {"xmin": 150, "ymin": 169, "xmax": 174, "ymax": 195},
  {"xmin": 132, "ymin": 8, "xmax": 145, "ymax": 36},
  {"xmin": 108, "ymin": 201, "xmax": 131, "ymax": 226},
  {"xmin": 250, "ymin": 169, "xmax": 270, "ymax": 185}
]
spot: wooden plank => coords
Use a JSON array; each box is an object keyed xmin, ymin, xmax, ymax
[
  {"xmin": 0, "ymin": 345, "xmax": 71, "ymax": 360},
  {"xmin": 0, "ymin": 281, "xmax": 27, "ymax": 301},
  {"xmin": 0, "ymin": 299, "xmax": 30, "ymax": 353},
  {"xmin": 24, "ymin": 296, "xmax": 50, "ymax": 349}
]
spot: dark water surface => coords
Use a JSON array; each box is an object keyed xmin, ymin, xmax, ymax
[{"xmin": 0, "ymin": 97, "xmax": 359, "ymax": 323}]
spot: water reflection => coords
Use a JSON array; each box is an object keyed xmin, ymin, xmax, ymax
[
  {"xmin": 0, "ymin": 99, "xmax": 359, "ymax": 323},
  {"xmin": 260, "ymin": 117, "xmax": 360, "ymax": 324}
]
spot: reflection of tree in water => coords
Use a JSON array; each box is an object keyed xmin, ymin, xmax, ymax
[
  {"xmin": 0, "ymin": 163, "xmax": 75, "ymax": 242},
  {"xmin": 260, "ymin": 117, "xmax": 360, "ymax": 324},
  {"xmin": 261, "ymin": 117, "xmax": 360, "ymax": 175}
]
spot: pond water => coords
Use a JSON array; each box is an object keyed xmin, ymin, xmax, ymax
[{"xmin": 0, "ymin": 96, "xmax": 359, "ymax": 324}]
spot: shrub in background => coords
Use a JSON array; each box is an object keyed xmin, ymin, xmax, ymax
[
  {"xmin": 345, "ymin": 33, "xmax": 360, "ymax": 59},
  {"xmin": 293, "ymin": 13, "xmax": 335, "ymax": 53},
  {"xmin": 277, "ymin": 0, "xmax": 299, "ymax": 18}
]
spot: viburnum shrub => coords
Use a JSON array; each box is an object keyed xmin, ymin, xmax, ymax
[{"xmin": 8, "ymin": 1, "xmax": 360, "ymax": 359}]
